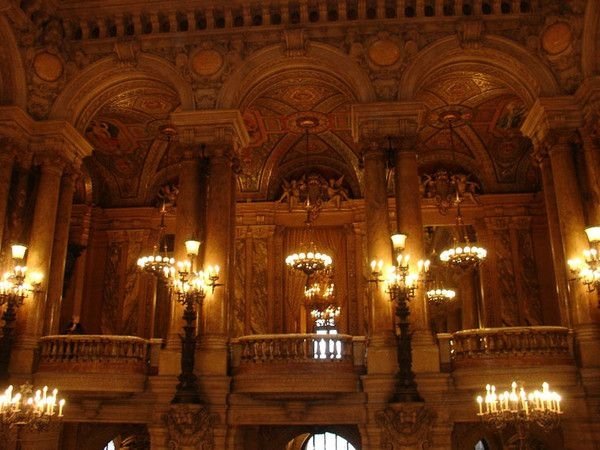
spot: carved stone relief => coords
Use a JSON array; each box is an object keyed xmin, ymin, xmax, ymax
[
  {"xmin": 250, "ymin": 237, "xmax": 269, "ymax": 334},
  {"xmin": 376, "ymin": 404, "xmax": 435, "ymax": 450},
  {"xmin": 164, "ymin": 404, "xmax": 215, "ymax": 450}
]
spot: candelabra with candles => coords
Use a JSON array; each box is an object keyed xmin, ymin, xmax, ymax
[
  {"xmin": 567, "ymin": 226, "xmax": 600, "ymax": 306},
  {"xmin": 369, "ymin": 233, "xmax": 429, "ymax": 402},
  {"xmin": 0, "ymin": 383, "xmax": 65, "ymax": 431},
  {"xmin": 171, "ymin": 240, "xmax": 222, "ymax": 404},
  {"xmin": 476, "ymin": 381, "xmax": 562, "ymax": 449},
  {"xmin": 0, "ymin": 245, "xmax": 43, "ymax": 379}
]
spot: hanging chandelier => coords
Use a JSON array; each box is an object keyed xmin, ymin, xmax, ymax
[
  {"xmin": 433, "ymin": 109, "xmax": 487, "ymax": 270},
  {"xmin": 426, "ymin": 286, "xmax": 456, "ymax": 304},
  {"xmin": 439, "ymin": 201, "xmax": 487, "ymax": 270},
  {"xmin": 285, "ymin": 116, "xmax": 333, "ymax": 278},
  {"xmin": 304, "ymin": 268, "xmax": 339, "ymax": 329},
  {"xmin": 137, "ymin": 203, "xmax": 175, "ymax": 279}
]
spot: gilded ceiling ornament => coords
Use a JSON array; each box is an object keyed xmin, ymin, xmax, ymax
[{"xmin": 32, "ymin": 51, "xmax": 63, "ymax": 82}]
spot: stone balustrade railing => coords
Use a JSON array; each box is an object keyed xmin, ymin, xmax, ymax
[
  {"xmin": 48, "ymin": 0, "xmax": 537, "ymax": 41},
  {"xmin": 448, "ymin": 326, "xmax": 573, "ymax": 368},
  {"xmin": 232, "ymin": 333, "xmax": 359, "ymax": 365},
  {"xmin": 38, "ymin": 335, "xmax": 160, "ymax": 375}
]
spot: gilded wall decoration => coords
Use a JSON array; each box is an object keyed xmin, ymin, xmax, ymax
[
  {"xmin": 420, "ymin": 171, "xmax": 481, "ymax": 215},
  {"xmin": 279, "ymin": 173, "xmax": 350, "ymax": 213},
  {"xmin": 250, "ymin": 238, "xmax": 269, "ymax": 334},
  {"xmin": 102, "ymin": 239, "xmax": 123, "ymax": 335},
  {"xmin": 121, "ymin": 230, "xmax": 149, "ymax": 336},
  {"xmin": 233, "ymin": 239, "xmax": 246, "ymax": 337},
  {"xmin": 490, "ymin": 219, "xmax": 520, "ymax": 327},
  {"xmin": 516, "ymin": 226, "xmax": 543, "ymax": 325}
]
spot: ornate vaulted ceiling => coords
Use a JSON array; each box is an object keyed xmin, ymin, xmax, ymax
[
  {"xmin": 415, "ymin": 70, "xmax": 537, "ymax": 193},
  {"xmin": 82, "ymin": 82, "xmax": 180, "ymax": 206},
  {"xmin": 238, "ymin": 70, "xmax": 360, "ymax": 201}
]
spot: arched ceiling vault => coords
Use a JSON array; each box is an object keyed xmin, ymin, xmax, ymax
[
  {"xmin": 237, "ymin": 68, "xmax": 361, "ymax": 201},
  {"xmin": 414, "ymin": 64, "xmax": 538, "ymax": 193}
]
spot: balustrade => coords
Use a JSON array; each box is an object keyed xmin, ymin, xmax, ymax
[
  {"xmin": 448, "ymin": 326, "xmax": 573, "ymax": 368},
  {"xmin": 235, "ymin": 333, "xmax": 354, "ymax": 364},
  {"xmin": 38, "ymin": 335, "xmax": 155, "ymax": 374},
  {"xmin": 51, "ymin": 0, "xmax": 537, "ymax": 41}
]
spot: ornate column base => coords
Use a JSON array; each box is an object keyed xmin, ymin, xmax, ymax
[{"xmin": 375, "ymin": 403, "xmax": 435, "ymax": 450}]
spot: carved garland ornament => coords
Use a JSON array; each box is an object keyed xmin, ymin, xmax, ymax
[{"xmin": 376, "ymin": 404, "xmax": 435, "ymax": 450}]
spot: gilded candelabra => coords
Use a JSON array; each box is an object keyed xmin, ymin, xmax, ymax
[{"xmin": 568, "ymin": 226, "xmax": 600, "ymax": 306}]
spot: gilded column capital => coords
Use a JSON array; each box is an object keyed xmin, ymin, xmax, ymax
[
  {"xmin": 351, "ymin": 102, "xmax": 426, "ymax": 143},
  {"xmin": 170, "ymin": 110, "xmax": 250, "ymax": 151},
  {"xmin": 520, "ymin": 96, "xmax": 583, "ymax": 150},
  {"xmin": 575, "ymin": 76, "xmax": 600, "ymax": 131},
  {"xmin": 33, "ymin": 152, "xmax": 67, "ymax": 177}
]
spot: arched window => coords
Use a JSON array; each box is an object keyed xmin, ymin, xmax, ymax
[
  {"xmin": 475, "ymin": 439, "xmax": 489, "ymax": 450},
  {"xmin": 104, "ymin": 441, "xmax": 116, "ymax": 450},
  {"xmin": 304, "ymin": 432, "xmax": 356, "ymax": 450}
]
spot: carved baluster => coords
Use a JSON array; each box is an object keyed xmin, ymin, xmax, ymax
[
  {"xmin": 473, "ymin": 0, "xmax": 482, "ymax": 14},
  {"xmin": 262, "ymin": 3, "xmax": 271, "ymax": 23},
  {"xmin": 224, "ymin": 6, "xmax": 233, "ymax": 27},
  {"xmin": 338, "ymin": 0, "xmax": 347, "ymax": 19},
  {"xmin": 377, "ymin": 0, "xmax": 385, "ymax": 17},
  {"xmin": 435, "ymin": 0, "xmax": 444, "ymax": 15},
  {"xmin": 281, "ymin": 0, "xmax": 290, "ymax": 23},
  {"xmin": 455, "ymin": 0, "xmax": 462, "ymax": 15},
  {"xmin": 358, "ymin": 0, "xmax": 366, "ymax": 18},
  {"xmin": 512, "ymin": 0, "xmax": 519, "ymax": 12},
  {"xmin": 492, "ymin": 0, "xmax": 501, "ymax": 13},
  {"xmin": 397, "ymin": 0, "xmax": 405, "ymax": 16},
  {"xmin": 415, "ymin": 0, "xmax": 425, "ymax": 15},
  {"xmin": 205, "ymin": 8, "xmax": 215, "ymax": 28}
]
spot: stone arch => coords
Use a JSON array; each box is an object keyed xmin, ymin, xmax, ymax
[
  {"xmin": 400, "ymin": 35, "xmax": 560, "ymax": 104},
  {"xmin": 582, "ymin": 0, "xmax": 600, "ymax": 77},
  {"xmin": 49, "ymin": 53, "xmax": 194, "ymax": 122},
  {"xmin": 217, "ymin": 42, "xmax": 376, "ymax": 109},
  {"xmin": 0, "ymin": 16, "xmax": 27, "ymax": 108}
]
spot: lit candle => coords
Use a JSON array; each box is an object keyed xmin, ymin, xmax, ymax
[
  {"xmin": 58, "ymin": 399, "xmax": 65, "ymax": 417},
  {"xmin": 477, "ymin": 396, "xmax": 483, "ymax": 415}
]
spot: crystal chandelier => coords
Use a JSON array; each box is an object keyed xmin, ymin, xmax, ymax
[
  {"xmin": 137, "ymin": 203, "xmax": 175, "ymax": 279},
  {"xmin": 285, "ymin": 117, "xmax": 332, "ymax": 277},
  {"xmin": 476, "ymin": 381, "xmax": 562, "ymax": 447},
  {"xmin": 304, "ymin": 269, "xmax": 339, "ymax": 329},
  {"xmin": 286, "ymin": 245, "xmax": 332, "ymax": 277},
  {"xmin": 567, "ymin": 226, "xmax": 600, "ymax": 304},
  {"xmin": 0, "ymin": 383, "xmax": 65, "ymax": 430},
  {"xmin": 426, "ymin": 286, "xmax": 456, "ymax": 304},
  {"xmin": 440, "ymin": 195, "xmax": 487, "ymax": 270}
]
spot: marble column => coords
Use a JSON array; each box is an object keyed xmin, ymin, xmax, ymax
[
  {"xmin": 545, "ymin": 132, "xmax": 593, "ymax": 325},
  {"xmin": 579, "ymin": 130, "xmax": 600, "ymax": 225},
  {"xmin": 165, "ymin": 150, "xmax": 202, "ymax": 352},
  {"xmin": 361, "ymin": 141, "xmax": 397, "ymax": 379},
  {"xmin": 0, "ymin": 147, "xmax": 15, "ymax": 254},
  {"xmin": 11, "ymin": 155, "xmax": 63, "ymax": 374},
  {"xmin": 394, "ymin": 143, "xmax": 427, "ymax": 332},
  {"xmin": 199, "ymin": 147, "xmax": 234, "ymax": 377},
  {"xmin": 44, "ymin": 169, "xmax": 78, "ymax": 335},
  {"xmin": 533, "ymin": 151, "xmax": 571, "ymax": 327},
  {"xmin": 394, "ymin": 137, "xmax": 439, "ymax": 372}
]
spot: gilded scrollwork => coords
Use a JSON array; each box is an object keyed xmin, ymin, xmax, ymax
[{"xmin": 164, "ymin": 405, "xmax": 215, "ymax": 450}]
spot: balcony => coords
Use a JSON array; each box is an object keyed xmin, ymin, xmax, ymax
[
  {"xmin": 35, "ymin": 335, "xmax": 161, "ymax": 395},
  {"xmin": 438, "ymin": 326, "xmax": 576, "ymax": 387},
  {"xmin": 230, "ymin": 334, "xmax": 365, "ymax": 397}
]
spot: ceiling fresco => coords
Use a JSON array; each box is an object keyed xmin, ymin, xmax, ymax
[
  {"xmin": 238, "ymin": 71, "xmax": 359, "ymax": 200},
  {"xmin": 83, "ymin": 85, "xmax": 180, "ymax": 206},
  {"xmin": 416, "ymin": 70, "xmax": 537, "ymax": 192}
]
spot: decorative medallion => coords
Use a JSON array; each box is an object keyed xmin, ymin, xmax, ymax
[
  {"xmin": 33, "ymin": 52, "xmax": 63, "ymax": 82},
  {"xmin": 191, "ymin": 49, "xmax": 224, "ymax": 77},
  {"xmin": 285, "ymin": 112, "xmax": 330, "ymax": 134},
  {"xmin": 368, "ymin": 39, "xmax": 402, "ymax": 67},
  {"xmin": 541, "ymin": 22, "xmax": 573, "ymax": 55},
  {"xmin": 426, "ymin": 105, "xmax": 474, "ymax": 129}
]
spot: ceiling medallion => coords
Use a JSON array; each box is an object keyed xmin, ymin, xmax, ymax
[
  {"xmin": 426, "ymin": 105, "xmax": 475, "ymax": 129},
  {"xmin": 286, "ymin": 111, "xmax": 329, "ymax": 134}
]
